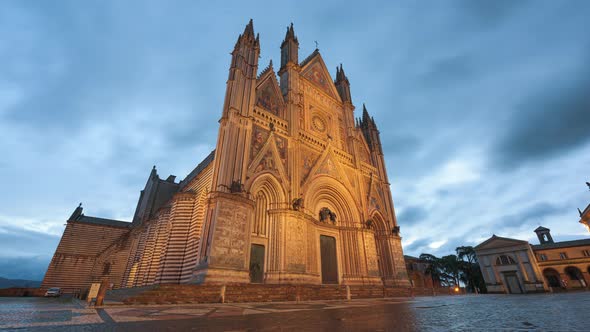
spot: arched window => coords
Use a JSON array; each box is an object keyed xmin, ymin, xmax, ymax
[{"xmin": 496, "ymin": 255, "xmax": 516, "ymax": 265}]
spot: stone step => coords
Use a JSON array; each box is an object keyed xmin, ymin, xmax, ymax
[{"xmin": 115, "ymin": 284, "xmax": 412, "ymax": 305}]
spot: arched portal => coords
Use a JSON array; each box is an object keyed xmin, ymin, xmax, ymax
[
  {"xmin": 248, "ymin": 174, "xmax": 286, "ymax": 283},
  {"xmin": 304, "ymin": 176, "xmax": 360, "ymax": 226},
  {"xmin": 371, "ymin": 212, "xmax": 391, "ymax": 280},
  {"xmin": 565, "ymin": 266, "xmax": 587, "ymax": 288},
  {"xmin": 304, "ymin": 176, "xmax": 360, "ymax": 283},
  {"xmin": 543, "ymin": 268, "xmax": 561, "ymax": 288}
]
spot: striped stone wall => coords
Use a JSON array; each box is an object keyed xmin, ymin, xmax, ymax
[
  {"xmin": 41, "ymin": 222, "xmax": 130, "ymax": 293},
  {"xmin": 119, "ymin": 163, "xmax": 213, "ymax": 287}
]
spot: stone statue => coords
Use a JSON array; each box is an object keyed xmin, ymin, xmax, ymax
[
  {"xmin": 319, "ymin": 207, "xmax": 331, "ymax": 222},
  {"xmin": 329, "ymin": 211, "xmax": 337, "ymax": 224},
  {"xmin": 219, "ymin": 180, "xmax": 244, "ymax": 194},
  {"xmin": 292, "ymin": 197, "xmax": 303, "ymax": 211},
  {"xmin": 392, "ymin": 226, "xmax": 400, "ymax": 235},
  {"xmin": 319, "ymin": 207, "xmax": 337, "ymax": 224},
  {"xmin": 365, "ymin": 219, "xmax": 373, "ymax": 229}
]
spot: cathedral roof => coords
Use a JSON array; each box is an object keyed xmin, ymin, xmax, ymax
[
  {"xmin": 179, "ymin": 150, "xmax": 216, "ymax": 190},
  {"xmin": 75, "ymin": 215, "xmax": 131, "ymax": 228},
  {"xmin": 299, "ymin": 48, "xmax": 320, "ymax": 68}
]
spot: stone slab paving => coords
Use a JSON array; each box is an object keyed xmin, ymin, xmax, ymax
[{"xmin": 1, "ymin": 292, "xmax": 589, "ymax": 331}]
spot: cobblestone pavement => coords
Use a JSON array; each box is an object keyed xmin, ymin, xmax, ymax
[{"xmin": 1, "ymin": 292, "xmax": 589, "ymax": 331}]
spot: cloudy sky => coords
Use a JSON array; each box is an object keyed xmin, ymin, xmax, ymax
[{"xmin": 1, "ymin": 0, "xmax": 589, "ymax": 280}]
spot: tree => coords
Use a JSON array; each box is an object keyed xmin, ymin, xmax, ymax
[
  {"xmin": 439, "ymin": 254, "xmax": 462, "ymax": 287},
  {"xmin": 419, "ymin": 253, "xmax": 442, "ymax": 287},
  {"xmin": 455, "ymin": 246, "xmax": 486, "ymax": 294}
]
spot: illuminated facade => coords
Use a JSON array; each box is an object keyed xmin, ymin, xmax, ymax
[
  {"xmin": 475, "ymin": 226, "xmax": 590, "ymax": 294},
  {"xmin": 42, "ymin": 21, "xmax": 410, "ymax": 293}
]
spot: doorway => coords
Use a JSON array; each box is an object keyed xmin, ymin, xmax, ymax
[
  {"xmin": 543, "ymin": 268, "xmax": 561, "ymax": 288},
  {"xmin": 249, "ymin": 244, "xmax": 265, "ymax": 283},
  {"xmin": 504, "ymin": 273, "xmax": 522, "ymax": 294},
  {"xmin": 320, "ymin": 235, "xmax": 338, "ymax": 284}
]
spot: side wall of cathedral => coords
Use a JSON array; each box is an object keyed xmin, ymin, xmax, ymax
[
  {"xmin": 122, "ymin": 163, "xmax": 214, "ymax": 288},
  {"xmin": 41, "ymin": 221, "xmax": 130, "ymax": 293}
]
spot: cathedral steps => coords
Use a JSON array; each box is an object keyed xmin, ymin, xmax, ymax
[{"xmin": 111, "ymin": 284, "xmax": 414, "ymax": 305}]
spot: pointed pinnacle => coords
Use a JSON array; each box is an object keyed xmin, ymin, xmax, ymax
[
  {"xmin": 284, "ymin": 22, "xmax": 298, "ymax": 43},
  {"xmin": 336, "ymin": 63, "xmax": 347, "ymax": 82},
  {"xmin": 244, "ymin": 19, "xmax": 254, "ymax": 37}
]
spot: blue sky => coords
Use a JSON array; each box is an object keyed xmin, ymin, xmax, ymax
[{"xmin": 1, "ymin": 0, "xmax": 589, "ymax": 280}]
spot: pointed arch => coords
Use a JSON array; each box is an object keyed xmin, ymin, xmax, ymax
[
  {"xmin": 304, "ymin": 175, "xmax": 360, "ymax": 227},
  {"xmin": 370, "ymin": 211, "xmax": 388, "ymax": 233},
  {"xmin": 247, "ymin": 173, "xmax": 286, "ymax": 236}
]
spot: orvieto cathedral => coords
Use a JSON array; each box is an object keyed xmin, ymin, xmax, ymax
[{"xmin": 42, "ymin": 21, "xmax": 410, "ymax": 294}]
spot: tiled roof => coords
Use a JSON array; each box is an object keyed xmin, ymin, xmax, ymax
[{"xmin": 532, "ymin": 238, "xmax": 590, "ymax": 250}]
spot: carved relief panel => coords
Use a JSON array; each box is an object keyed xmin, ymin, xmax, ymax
[
  {"xmin": 286, "ymin": 220, "xmax": 306, "ymax": 272},
  {"xmin": 363, "ymin": 232, "xmax": 380, "ymax": 277},
  {"xmin": 210, "ymin": 201, "xmax": 250, "ymax": 269}
]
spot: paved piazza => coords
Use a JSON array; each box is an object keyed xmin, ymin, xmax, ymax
[{"xmin": 0, "ymin": 292, "xmax": 588, "ymax": 331}]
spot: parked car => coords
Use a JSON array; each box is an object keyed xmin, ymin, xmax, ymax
[{"xmin": 44, "ymin": 287, "xmax": 62, "ymax": 297}]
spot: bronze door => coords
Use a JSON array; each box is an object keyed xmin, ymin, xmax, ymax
[
  {"xmin": 249, "ymin": 244, "xmax": 265, "ymax": 283},
  {"xmin": 320, "ymin": 235, "xmax": 338, "ymax": 284}
]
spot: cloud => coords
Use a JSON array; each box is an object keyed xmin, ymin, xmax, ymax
[
  {"xmin": 2, "ymin": 1, "xmax": 590, "ymax": 280},
  {"xmin": 495, "ymin": 202, "xmax": 568, "ymax": 230},
  {"xmin": 455, "ymin": 0, "xmax": 530, "ymax": 27},
  {"xmin": 494, "ymin": 64, "xmax": 590, "ymax": 170},
  {"xmin": 0, "ymin": 226, "xmax": 58, "ymax": 280},
  {"xmin": 397, "ymin": 205, "xmax": 428, "ymax": 226}
]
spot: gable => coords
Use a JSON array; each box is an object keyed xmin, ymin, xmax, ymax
[
  {"xmin": 301, "ymin": 145, "xmax": 352, "ymax": 190},
  {"xmin": 248, "ymin": 126, "xmax": 289, "ymax": 184},
  {"xmin": 475, "ymin": 235, "xmax": 529, "ymax": 251},
  {"xmin": 256, "ymin": 71, "xmax": 284, "ymax": 117},
  {"xmin": 300, "ymin": 53, "xmax": 341, "ymax": 101},
  {"xmin": 300, "ymin": 146, "xmax": 320, "ymax": 186}
]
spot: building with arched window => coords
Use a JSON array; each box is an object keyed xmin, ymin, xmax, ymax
[
  {"xmin": 41, "ymin": 21, "xmax": 410, "ymax": 295},
  {"xmin": 475, "ymin": 226, "xmax": 590, "ymax": 294}
]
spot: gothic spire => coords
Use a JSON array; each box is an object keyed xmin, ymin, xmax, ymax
[
  {"xmin": 280, "ymin": 22, "xmax": 299, "ymax": 68},
  {"xmin": 245, "ymin": 19, "xmax": 254, "ymax": 36},
  {"xmin": 283, "ymin": 22, "xmax": 298, "ymax": 43},
  {"xmin": 335, "ymin": 63, "xmax": 351, "ymax": 103},
  {"xmin": 234, "ymin": 19, "xmax": 259, "ymax": 50},
  {"xmin": 362, "ymin": 103, "xmax": 370, "ymax": 123}
]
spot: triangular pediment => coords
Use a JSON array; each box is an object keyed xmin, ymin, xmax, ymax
[
  {"xmin": 475, "ymin": 235, "xmax": 529, "ymax": 251},
  {"xmin": 256, "ymin": 67, "xmax": 285, "ymax": 117},
  {"xmin": 302, "ymin": 144, "xmax": 351, "ymax": 190},
  {"xmin": 300, "ymin": 52, "xmax": 341, "ymax": 101},
  {"xmin": 248, "ymin": 130, "xmax": 289, "ymax": 185}
]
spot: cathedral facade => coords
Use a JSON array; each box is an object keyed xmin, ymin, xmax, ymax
[{"xmin": 42, "ymin": 21, "xmax": 410, "ymax": 293}]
